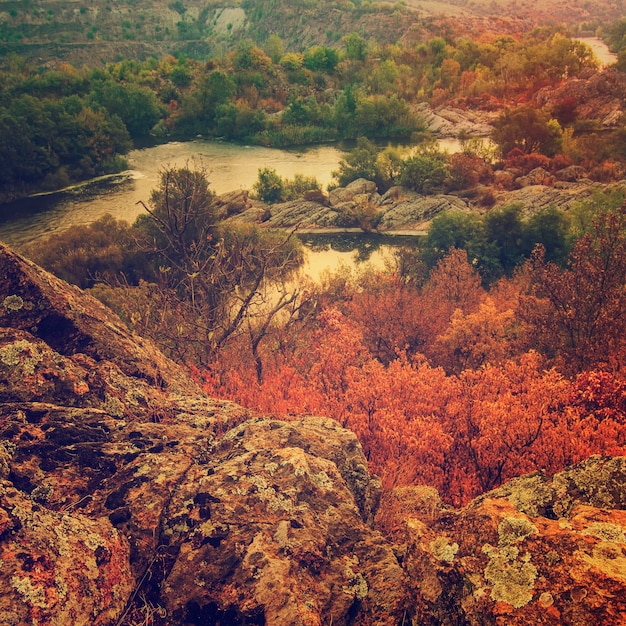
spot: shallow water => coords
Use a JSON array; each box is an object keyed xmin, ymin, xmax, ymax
[{"xmin": 0, "ymin": 141, "xmax": 346, "ymax": 251}]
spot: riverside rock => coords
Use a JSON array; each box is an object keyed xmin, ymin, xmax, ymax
[
  {"xmin": 0, "ymin": 243, "xmax": 625, "ymax": 625},
  {"xmin": 229, "ymin": 178, "xmax": 626, "ymax": 235},
  {"xmin": 229, "ymin": 181, "xmax": 471, "ymax": 231}
]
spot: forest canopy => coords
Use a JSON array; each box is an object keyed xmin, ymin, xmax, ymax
[{"xmin": 1, "ymin": 20, "xmax": 622, "ymax": 202}]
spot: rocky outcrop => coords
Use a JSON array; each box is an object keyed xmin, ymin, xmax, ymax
[
  {"xmin": 215, "ymin": 189, "xmax": 253, "ymax": 217},
  {"xmin": 385, "ymin": 457, "xmax": 626, "ymax": 625},
  {"xmin": 1, "ymin": 243, "xmax": 625, "ymax": 625},
  {"xmin": 228, "ymin": 175, "xmax": 626, "ymax": 234},
  {"xmin": 377, "ymin": 192, "xmax": 469, "ymax": 230},
  {"xmin": 494, "ymin": 180, "xmax": 626, "ymax": 217},
  {"xmin": 0, "ymin": 244, "xmax": 408, "ymax": 625},
  {"xmin": 229, "ymin": 178, "xmax": 471, "ymax": 231},
  {"xmin": 414, "ymin": 103, "xmax": 497, "ymax": 139}
]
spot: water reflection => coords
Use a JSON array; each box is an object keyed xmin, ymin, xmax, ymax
[{"xmin": 297, "ymin": 232, "xmax": 421, "ymax": 280}]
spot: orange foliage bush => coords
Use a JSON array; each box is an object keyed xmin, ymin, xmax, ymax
[
  {"xmin": 447, "ymin": 152, "xmax": 494, "ymax": 190},
  {"xmin": 504, "ymin": 148, "xmax": 551, "ymax": 174},
  {"xmin": 200, "ymin": 239, "xmax": 626, "ymax": 507}
]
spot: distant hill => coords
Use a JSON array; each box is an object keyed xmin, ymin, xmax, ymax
[
  {"xmin": 0, "ymin": 0, "xmax": 415, "ymax": 66},
  {"xmin": 403, "ymin": 0, "xmax": 624, "ymax": 27},
  {"xmin": 0, "ymin": 0, "xmax": 622, "ymax": 67}
]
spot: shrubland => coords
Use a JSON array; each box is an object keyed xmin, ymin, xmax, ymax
[
  {"xmin": 2, "ymin": 19, "xmax": 625, "ymax": 202},
  {"xmin": 198, "ymin": 193, "xmax": 626, "ymax": 505},
  {"xmin": 25, "ymin": 166, "xmax": 626, "ymax": 506}
]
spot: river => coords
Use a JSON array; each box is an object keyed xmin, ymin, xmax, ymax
[
  {"xmin": 0, "ymin": 141, "xmax": 413, "ymax": 277},
  {"xmin": 0, "ymin": 141, "xmax": 346, "ymax": 251},
  {"xmin": 577, "ymin": 37, "xmax": 618, "ymax": 68}
]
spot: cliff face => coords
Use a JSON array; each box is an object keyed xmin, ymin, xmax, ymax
[{"xmin": 1, "ymin": 242, "xmax": 625, "ymax": 625}]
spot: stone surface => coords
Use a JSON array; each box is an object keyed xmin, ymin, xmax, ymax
[
  {"xmin": 414, "ymin": 103, "xmax": 497, "ymax": 138},
  {"xmin": 555, "ymin": 165, "xmax": 589, "ymax": 182},
  {"xmin": 0, "ymin": 478, "xmax": 133, "ymax": 626},
  {"xmin": 385, "ymin": 456, "xmax": 626, "ymax": 626},
  {"xmin": 377, "ymin": 192, "xmax": 469, "ymax": 230},
  {"xmin": 215, "ymin": 189, "xmax": 252, "ymax": 217}
]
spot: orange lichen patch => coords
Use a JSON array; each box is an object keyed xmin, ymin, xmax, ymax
[{"xmin": 0, "ymin": 485, "xmax": 134, "ymax": 625}]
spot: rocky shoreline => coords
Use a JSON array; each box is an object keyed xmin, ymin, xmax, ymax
[{"xmin": 224, "ymin": 176, "xmax": 626, "ymax": 234}]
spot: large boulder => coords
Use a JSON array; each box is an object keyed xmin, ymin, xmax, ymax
[
  {"xmin": 377, "ymin": 193, "xmax": 469, "ymax": 230},
  {"xmin": 0, "ymin": 244, "xmax": 410, "ymax": 624},
  {"xmin": 0, "ymin": 476, "xmax": 134, "ymax": 626},
  {"xmin": 215, "ymin": 189, "xmax": 252, "ymax": 217}
]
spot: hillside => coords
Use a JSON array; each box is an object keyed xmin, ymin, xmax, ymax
[
  {"xmin": 1, "ymin": 242, "xmax": 626, "ymax": 625},
  {"xmin": 0, "ymin": 0, "xmax": 418, "ymax": 66},
  {"xmin": 0, "ymin": 0, "xmax": 623, "ymax": 67}
]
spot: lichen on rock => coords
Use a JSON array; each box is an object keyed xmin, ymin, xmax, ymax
[
  {"xmin": 497, "ymin": 516, "xmax": 539, "ymax": 547},
  {"xmin": 429, "ymin": 536, "xmax": 459, "ymax": 563},
  {"xmin": 0, "ymin": 339, "xmax": 44, "ymax": 374},
  {"xmin": 2, "ymin": 295, "xmax": 25, "ymax": 312}
]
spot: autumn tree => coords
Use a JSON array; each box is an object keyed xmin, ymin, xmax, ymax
[
  {"xmin": 437, "ymin": 353, "xmax": 576, "ymax": 504},
  {"xmin": 432, "ymin": 298, "xmax": 516, "ymax": 374},
  {"xmin": 523, "ymin": 203, "xmax": 626, "ymax": 373},
  {"xmin": 343, "ymin": 272, "xmax": 425, "ymax": 363},
  {"xmin": 420, "ymin": 247, "xmax": 484, "ymax": 347}
]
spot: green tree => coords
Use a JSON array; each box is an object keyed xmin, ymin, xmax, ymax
[
  {"xmin": 422, "ymin": 210, "xmax": 485, "ymax": 268},
  {"xmin": 343, "ymin": 32, "xmax": 367, "ymax": 61},
  {"xmin": 522, "ymin": 205, "xmax": 571, "ymax": 264},
  {"xmin": 399, "ymin": 149, "xmax": 448, "ymax": 193},
  {"xmin": 303, "ymin": 46, "xmax": 339, "ymax": 72},
  {"xmin": 332, "ymin": 137, "xmax": 379, "ymax": 187},
  {"xmin": 183, "ymin": 70, "xmax": 236, "ymax": 128},
  {"xmin": 483, "ymin": 203, "xmax": 525, "ymax": 275},
  {"xmin": 232, "ymin": 39, "xmax": 272, "ymax": 71},
  {"xmin": 169, "ymin": 63, "xmax": 192, "ymax": 88},
  {"xmin": 91, "ymin": 81, "xmax": 164, "ymax": 139},
  {"xmin": 492, "ymin": 105, "xmax": 563, "ymax": 157},
  {"xmin": 265, "ymin": 35, "xmax": 284, "ymax": 64},
  {"xmin": 283, "ymin": 173, "xmax": 320, "ymax": 200},
  {"xmin": 253, "ymin": 167, "xmax": 286, "ymax": 203}
]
